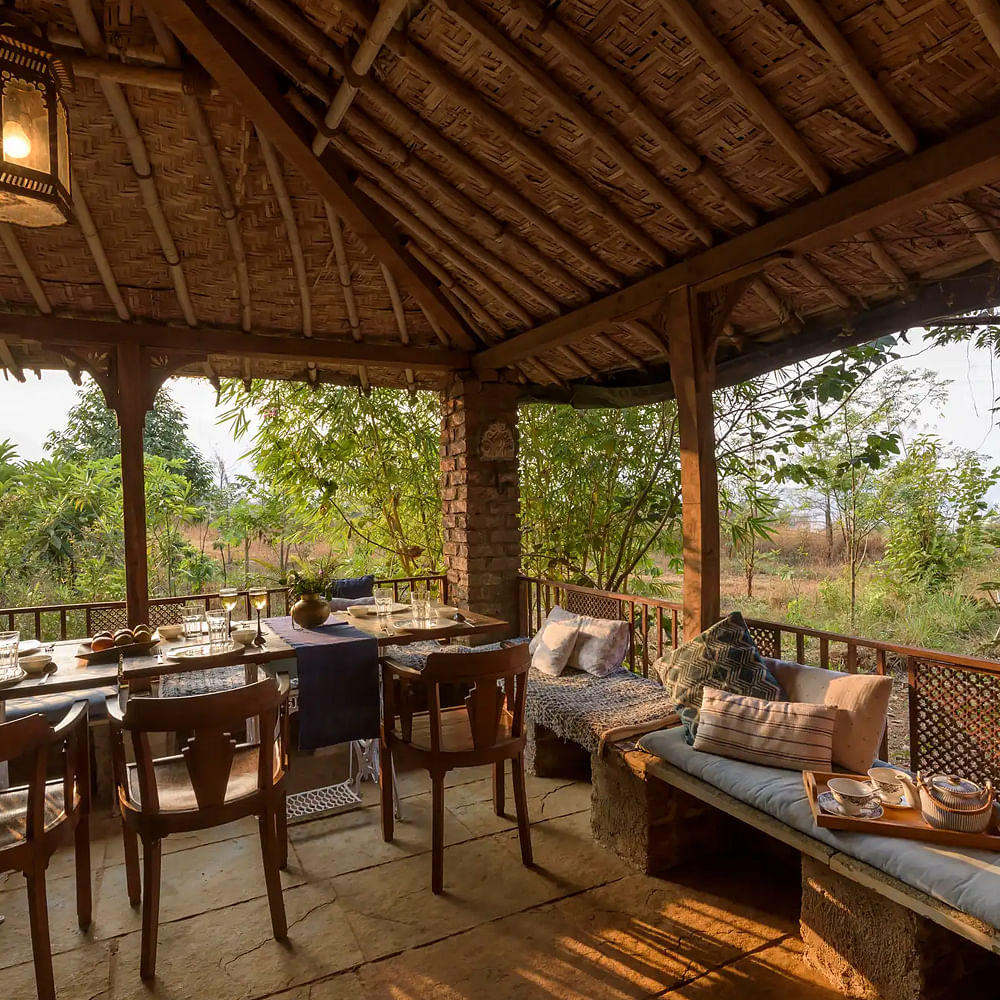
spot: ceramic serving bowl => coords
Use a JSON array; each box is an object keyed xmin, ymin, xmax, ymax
[
  {"xmin": 827, "ymin": 777, "xmax": 878, "ymax": 816},
  {"xmin": 20, "ymin": 651, "xmax": 52, "ymax": 675},
  {"xmin": 157, "ymin": 623, "xmax": 184, "ymax": 640},
  {"xmin": 231, "ymin": 627, "xmax": 257, "ymax": 645}
]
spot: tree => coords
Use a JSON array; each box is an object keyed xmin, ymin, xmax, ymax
[{"xmin": 47, "ymin": 381, "xmax": 213, "ymax": 496}]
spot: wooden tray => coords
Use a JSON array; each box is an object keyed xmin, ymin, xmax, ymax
[
  {"xmin": 76, "ymin": 636, "xmax": 160, "ymax": 664},
  {"xmin": 803, "ymin": 771, "xmax": 1000, "ymax": 851}
]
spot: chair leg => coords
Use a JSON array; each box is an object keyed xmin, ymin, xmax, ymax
[
  {"xmin": 139, "ymin": 838, "xmax": 162, "ymax": 981},
  {"xmin": 26, "ymin": 865, "xmax": 56, "ymax": 1000},
  {"xmin": 493, "ymin": 760, "xmax": 506, "ymax": 817},
  {"xmin": 380, "ymin": 743, "xmax": 395, "ymax": 843},
  {"xmin": 259, "ymin": 812, "xmax": 288, "ymax": 941},
  {"xmin": 431, "ymin": 771, "xmax": 445, "ymax": 895},
  {"xmin": 75, "ymin": 813, "xmax": 92, "ymax": 931},
  {"xmin": 122, "ymin": 822, "xmax": 141, "ymax": 907},
  {"xmin": 511, "ymin": 753, "xmax": 533, "ymax": 867},
  {"xmin": 276, "ymin": 789, "xmax": 288, "ymax": 870}
]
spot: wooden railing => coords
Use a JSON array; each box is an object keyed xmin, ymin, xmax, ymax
[
  {"xmin": 518, "ymin": 575, "xmax": 1000, "ymax": 783},
  {"xmin": 0, "ymin": 574, "xmax": 448, "ymax": 642}
]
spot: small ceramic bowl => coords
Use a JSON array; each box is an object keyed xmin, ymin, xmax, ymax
[
  {"xmin": 231, "ymin": 627, "xmax": 256, "ymax": 645},
  {"xmin": 828, "ymin": 777, "xmax": 878, "ymax": 816},
  {"xmin": 436, "ymin": 605, "xmax": 459, "ymax": 618},
  {"xmin": 157, "ymin": 623, "xmax": 184, "ymax": 641},
  {"xmin": 347, "ymin": 605, "xmax": 373, "ymax": 618},
  {"xmin": 20, "ymin": 651, "xmax": 52, "ymax": 676}
]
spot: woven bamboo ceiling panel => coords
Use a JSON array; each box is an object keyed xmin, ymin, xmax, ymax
[{"xmin": 4, "ymin": 0, "xmax": 1000, "ymax": 395}]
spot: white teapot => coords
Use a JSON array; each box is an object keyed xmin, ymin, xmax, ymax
[{"xmin": 895, "ymin": 772, "xmax": 994, "ymax": 835}]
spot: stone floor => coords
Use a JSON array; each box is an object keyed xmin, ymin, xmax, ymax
[{"xmin": 1, "ymin": 759, "xmax": 845, "ymax": 1000}]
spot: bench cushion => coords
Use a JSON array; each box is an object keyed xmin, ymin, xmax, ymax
[
  {"xmin": 638, "ymin": 726, "xmax": 1000, "ymax": 931},
  {"xmin": 528, "ymin": 666, "xmax": 678, "ymax": 755}
]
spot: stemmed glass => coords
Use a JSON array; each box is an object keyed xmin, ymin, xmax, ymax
[
  {"xmin": 249, "ymin": 587, "xmax": 268, "ymax": 647},
  {"xmin": 219, "ymin": 587, "xmax": 238, "ymax": 636}
]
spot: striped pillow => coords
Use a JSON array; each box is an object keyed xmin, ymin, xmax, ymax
[{"xmin": 693, "ymin": 687, "xmax": 837, "ymax": 771}]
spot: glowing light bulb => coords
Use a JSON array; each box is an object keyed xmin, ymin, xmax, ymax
[{"xmin": 3, "ymin": 121, "xmax": 30, "ymax": 160}]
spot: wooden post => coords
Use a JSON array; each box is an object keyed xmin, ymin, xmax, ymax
[
  {"xmin": 114, "ymin": 344, "xmax": 151, "ymax": 627},
  {"xmin": 665, "ymin": 286, "xmax": 721, "ymax": 640}
]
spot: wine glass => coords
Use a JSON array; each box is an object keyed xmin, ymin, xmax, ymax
[
  {"xmin": 249, "ymin": 587, "xmax": 268, "ymax": 647},
  {"xmin": 219, "ymin": 587, "xmax": 238, "ymax": 636}
]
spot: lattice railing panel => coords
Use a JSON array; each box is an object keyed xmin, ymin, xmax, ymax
[
  {"xmin": 563, "ymin": 590, "xmax": 622, "ymax": 621},
  {"xmin": 912, "ymin": 660, "xmax": 1000, "ymax": 785},
  {"xmin": 748, "ymin": 624, "xmax": 782, "ymax": 660},
  {"xmin": 87, "ymin": 606, "xmax": 128, "ymax": 635}
]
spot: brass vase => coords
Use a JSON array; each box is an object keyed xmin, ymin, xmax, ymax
[{"xmin": 290, "ymin": 592, "xmax": 331, "ymax": 628}]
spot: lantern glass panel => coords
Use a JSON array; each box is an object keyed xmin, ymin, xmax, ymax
[
  {"xmin": 2, "ymin": 78, "xmax": 49, "ymax": 174},
  {"xmin": 55, "ymin": 95, "xmax": 68, "ymax": 192}
]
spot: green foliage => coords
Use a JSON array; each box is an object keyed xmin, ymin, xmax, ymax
[
  {"xmin": 285, "ymin": 558, "xmax": 339, "ymax": 597},
  {"xmin": 46, "ymin": 382, "xmax": 213, "ymax": 496}
]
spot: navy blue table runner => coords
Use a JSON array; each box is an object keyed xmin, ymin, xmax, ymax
[{"xmin": 265, "ymin": 615, "xmax": 379, "ymax": 750}]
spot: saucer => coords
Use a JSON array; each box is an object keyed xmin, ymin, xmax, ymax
[{"xmin": 818, "ymin": 790, "xmax": 884, "ymax": 820}]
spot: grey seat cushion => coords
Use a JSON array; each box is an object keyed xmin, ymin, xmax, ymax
[
  {"xmin": 529, "ymin": 666, "xmax": 678, "ymax": 755},
  {"xmin": 639, "ymin": 727, "xmax": 1000, "ymax": 931}
]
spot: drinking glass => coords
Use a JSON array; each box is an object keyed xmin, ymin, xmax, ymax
[
  {"xmin": 410, "ymin": 581, "xmax": 429, "ymax": 622},
  {"xmin": 374, "ymin": 587, "xmax": 394, "ymax": 624},
  {"xmin": 219, "ymin": 587, "xmax": 238, "ymax": 635},
  {"xmin": 182, "ymin": 605, "xmax": 203, "ymax": 640},
  {"xmin": 206, "ymin": 610, "xmax": 228, "ymax": 649},
  {"xmin": 0, "ymin": 630, "xmax": 19, "ymax": 681},
  {"xmin": 248, "ymin": 587, "xmax": 268, "ymax": 647}
]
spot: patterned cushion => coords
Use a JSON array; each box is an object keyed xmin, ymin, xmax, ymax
[
  {"xmin": 767, "ymin": 659, "xmax": 892, "ymax": 774},
  {"xmin": 528, "ymin": 606, "xmax": 629, "ymax": 675},
  {"xmin": 693, "ymin": 687, "xmax": 836, "ymax": 771},
  {"xmin": 655, "ymin": 612, "xmax": 781, "ymax": 743},
  {"xmin": 531, "ymin": 617, "xmax": 581, "ymax": 676}
]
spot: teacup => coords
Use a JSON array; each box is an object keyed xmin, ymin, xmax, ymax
[
  {"xmin": 828, "ymin": 777, "xmax": 878, "ymax": 816},
  {"xmin": 868, "ymin": 767, "xmax": 908, "ymax": 807}
]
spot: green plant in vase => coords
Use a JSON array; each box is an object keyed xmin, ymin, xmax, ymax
[{"xmin": 285, "ymin": 560, "xmax": 337, "ymax": 628}]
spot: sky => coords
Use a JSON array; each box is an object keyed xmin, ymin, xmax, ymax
[{"xmin": 0, "ymin": 335, "xmax": 997, "ymax": 486}]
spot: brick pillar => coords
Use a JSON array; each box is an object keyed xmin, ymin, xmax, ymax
[{"xmin": 441, "ymin": 373, "xmax": 520, "ymax": 632}]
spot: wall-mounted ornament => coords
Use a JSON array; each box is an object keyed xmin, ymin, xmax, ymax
[{"xmin": 479, "ymin": 420, "xmax": 515, "ymax": 461}]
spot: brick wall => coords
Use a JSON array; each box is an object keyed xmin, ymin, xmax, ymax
[{"xmin": 440, "ymin": 374, "xmax": 521, "ymax": 633}]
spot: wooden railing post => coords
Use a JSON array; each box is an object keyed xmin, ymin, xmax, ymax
[{"xmin": 665, "ymin": 286, "xmax": 721, "ymax": 641}]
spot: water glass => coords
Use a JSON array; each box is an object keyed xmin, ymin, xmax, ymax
[
  {"xmin": 206, "ymin": 610, "xmax": 228, "ymax": 649},
  {"xmin": 0, "ymin": 630, "xmax": 19, "ymax": 680},
  {"xmin": 374, "ymin": 587, "xmax": 394, "ymax": 623},
  {"xmin": 182, "ymin": 605, "xmax": 203, "ymax": 640},
  {"xmin": 410, "ymin": 582, "xmax": 429, "ymax": 622}
]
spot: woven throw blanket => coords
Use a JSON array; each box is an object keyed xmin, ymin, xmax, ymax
[{"xmin": 526, "ymin": 666, "xmax": 679, "ymax": 755}]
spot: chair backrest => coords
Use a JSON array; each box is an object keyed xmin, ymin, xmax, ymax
[
  {"xmin": 422, "ymin": 644, "xmax": 531, "ymax": 752},
  {"xmin": 120, "ymin": 677, "xmax": 283, "ymax": 813}
]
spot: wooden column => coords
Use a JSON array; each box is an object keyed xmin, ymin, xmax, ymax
[
  {"xmin": 665, "ymin": 286, "xmax": 721, "ymax": 640},
  {"xmin": 114, "ymin": 344, "xmax": 151, "ymax": 627}
]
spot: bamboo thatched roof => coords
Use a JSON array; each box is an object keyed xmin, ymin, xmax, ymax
[{"xmin": 4, "ymin": 0, "xmax": 1000, "ymax": 399}]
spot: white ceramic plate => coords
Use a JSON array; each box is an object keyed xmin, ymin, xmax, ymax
[
  {"xmin": 18, "ymin": 639, "xmax": 42, "ymax": 657},
  {"xmin": 818, "ymin": 790, "xmax": 883, "ymax": 820},
  {"xmin": 0, "ymin": 666, "xmax": 26, "ymax": 687},
  {"xmin": 392, "ymin": 618, "xmax": 460, "ymax": 632},
  {"xmin": 165, "ymin": 640, "xmax": 245, "ymax": 664},
  {"xmin": 347, "ymin": 603, "xmax": 408, "ymax": 617}
]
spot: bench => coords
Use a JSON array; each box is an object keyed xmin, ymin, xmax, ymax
[{"xmin": 591, "ymin": 726, "xmax": 1000, "ymax": 1000}]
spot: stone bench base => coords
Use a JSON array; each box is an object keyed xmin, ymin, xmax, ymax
[
  {"xmin": 591, "ymin": 746, "xmax": 1000, "ymax": 999},
  {"xmin": 525, "ymin": 722, "xmax": 591, "ymax": 780}
]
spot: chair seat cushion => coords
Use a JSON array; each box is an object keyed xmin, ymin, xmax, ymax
[
  {"xmin": 125, "ymin": 742, "xmax": 281, "ymax": 812},
  {"xmin": 397, "ymin": 706, "xmax": 515, "ymax": 754},
  {"xmin": 638, "ymin": 726, "xmax": 1000, "ymax": 932},
  {"xmin": 0, "ymin": 779, "xmax": 76, "ymax": 848}
]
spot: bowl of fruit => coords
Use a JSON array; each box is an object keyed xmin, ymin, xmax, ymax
[{"xmin": 78, "ymin": 623, "xmax": 159, "ymax": 663}]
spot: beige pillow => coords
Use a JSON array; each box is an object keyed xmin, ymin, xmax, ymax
[
  {"xmin": 694, "ymin": 687, "xmax": 837, "ymax": 771},
  {"xmin": 767, "ymin": 659, "xmax": 892, "ymax": 773},
  {"xmin": 530, "ymin": 617, "xmax": 581, "ymax": 676}
]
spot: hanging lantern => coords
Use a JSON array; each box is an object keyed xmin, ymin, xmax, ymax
[{"xmin": 0, "ymin": 11, "xmax": 71, "ymax": 227}]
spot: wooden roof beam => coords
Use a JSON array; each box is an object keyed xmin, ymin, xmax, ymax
[
  {"xmin": 0, "ymin": 226, "xmax": 51, "ymax": 315},
  {"xmin": 68, "ymin": 0, "xmax": 198, "ymax": 328},
  {"xmin": 331, "ymin": 0, "xmax": 669, "ymax": 266},
  {"xmin": 0, "ymin": 340, "xmax": 25, "ymax": 382},
  {"xmin": 473, "ymin": 113, "xmax": 1000, "ymax": 371},
  {"xmin": 951, "ymin": 198, "xmax": 1000, "ymax": 262},
  {"xmin": 323, "ymin": 204, "xmax": 371, "ymax": 389},
  {"xmin": 0, "ymin": 314, "xmax": 469, "ymax": 370},
  {"xmin": 965, "ymin": 0, "xmax": 1000, "ymax": 62},
  {"xmin": 240, "ymin": 0, "xmax": 618, "ymax": 287},
  {"xmin": 857, "ymin": 230, "xmax": 910, "ymax": 294},
  {"xmin": 432, "ymin": 0, "xmax": 712, "ymax": 246},
  {"xmin": 149, "ymin": 0, "xmax": 473, "ymax": 349},
  {"xmin": 312, "ymin": 0, "xmax": 408, "ymax": 156},
  {"xmin": 71, "ymin": 172, "xmax": 131, "ymax": 320},
  {"xmin": 379, "ymin": 263, "xmax": 416, "ymax": 390},
  {"xmin": 789, "ymin": 254, "xmax": 854, "ymax": 311},
  {"xmin": 784, "ymin": 0, "xmax": 917, "ymax": 154},
  {"xmin": 658, "ymin": 0, "xmax": 830, "ymax": 194},
  {"xmin": 508, "ymin": 0, "xmax": 756, "ymax": 227}
]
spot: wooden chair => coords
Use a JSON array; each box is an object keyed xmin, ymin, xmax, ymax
[
  {"xmin": 0, "ymin": 702, "xmax": 92, "ymax": 1000},
  {"xmin": 107, "ymin": 673, "xmax": 290, "ymax": 980},
  {"xmin": 380, "ymin": 644, "xmax": 532, "ymax": 893}
]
